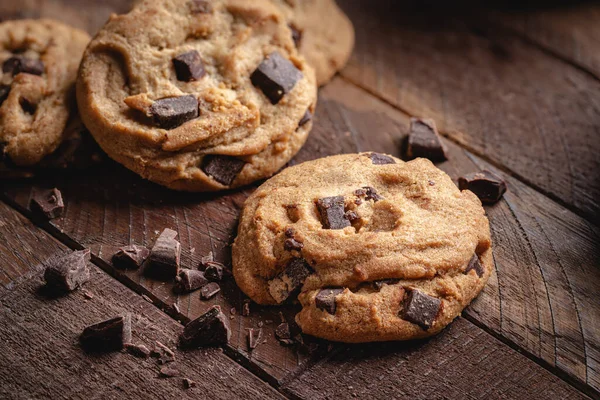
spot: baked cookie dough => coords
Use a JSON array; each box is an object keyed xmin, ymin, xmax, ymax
[
  {"xmin": 0, "ymin": 19, "xmax": 90, "ymax": 166},
  {"xmin": 77, "ymin": 0, "xmax": 317, "ymax": 192},
  {"xmin": 232, "ymin": 153, "xmax": 492, "ymax": 342}
]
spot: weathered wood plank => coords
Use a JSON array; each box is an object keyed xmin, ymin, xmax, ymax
[{"xmin": 338, "ymin": 0, "xmax": 600, "ymax": 220}]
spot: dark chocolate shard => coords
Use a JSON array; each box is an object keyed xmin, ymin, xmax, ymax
[
  {"xmin": 251, "ymin": 52, "xmax": 303, "ymax": 104},
  {"xmin": 190, "ymin": 0, "xmax": 212, "ymax": 13},
  {"xmin": 150, "ymin": 95, "xmax": 199, "ymax": 129},
  {"xmin": 275, "ymin": 322, "xmax": 291, "ymax": 340},
  {"xmin": 284, "ymin": 237, "xmax": 304, "ymax": 251},
  {"xmin": 179, "ymin": 305, "xmax": 231, "ymax": 348},
  {"xmin": 160, "ymin": 366, "xmax": 180, "ymax": 378},
  {"xmin": 400, "ymin": 289, "xmax": 441, "ymax": 330},
  {"xmin": 344, "ymin": 210, "xmax": 359, "ymax": 223},
  {"xmin": 315, "ymin": 288, "xmax": 344, "ymax": 315},
  {"xmin": 80, "ymin": 314, "xmax": 132, "ymax": 352},
  {"xmin": 316, "ymin": 196, "xmax": 350, "ymax": 229},
  {"xmin": 152, "ymin": 341, "xmax": 176, "ymax": 364},
  {"xmin": 199, "ymin": 251, "xmax": 214, "ymax": 268},
  {"xmin": 0, "ymin": 84, "xmax": 10, "ymax": 106},
  {"xmin": 183, "ymin": 378, "xmax": 197, "ymax": 389},
  {"xmin": 363, "ymin": 186, "xmax": 383, "ymax": 202},
  {"xmin": 200, "ymin": 282, "xmax": 220, "ymax": 300},
  {"xmin": 298, "ymin": 109, "xmax": 312, "ymax": 128},
  {"xmin": 44, "ymin": 249, "xmax": 90, "ymax": 292},
  {"xmin": 112, "ymin": 245, "xmax": 149, "ymax": 269},
  {"xmin": 458, "ymin": 170, "xmax": 507, "ymax": 204},
  {"xmin": 146, "ymin": 228, "xmax": 181, "ymax": 281},
  {"xmin": 368, "ymin": 152, "xmax": 396, "ymax": 165},
  {"xmin": 464, "ymin": 254, "xmax": 484, "ymax": 278},
  {"xmin": 173, "ymin": 50, "xmax": 206, "ymax": 82},
  {"xmin": 242, "ymin": 300, "xmax": 251, "ymax": 316},
  {"xmin": 204, "ymin": 261, "xmax": 226, "ymax": 281},
  {"xmin": 407, "ymin": 118, "xmax": 447, "ymax": 162},
  {"xmin": 174, "ymin": 269, "xmax": 209, "ymax": 293},
  {"xmin": 247, "ymin": 328, "xmax": 262, "ymax": 350},
  {"xmin": 372, "ymin": 278, "xmax": 399, "ymax": 290},
  {"xmin": 30, "ymin": 188, "xmax": 64, "ymax": 219},
  {"xmin": 268, "ymin": 258, "xmax": 314, "ymax": 303},
  {"xmin": 3, "ymin": 56, "xmax": 44, "ymax": 76},
  {"xmin": 125, "ymin": 343, "xmax": 151, "ymax": 359},
  {"xmin": 200, "ymin": 155, "xmax": 246, "ymax": 186},
  {"xmin": 289, "ymin": 24, "xmax": 303, "ymax": 48}
]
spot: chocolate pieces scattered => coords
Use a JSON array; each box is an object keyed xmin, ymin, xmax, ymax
[
  {"xmin": 400, "ymin": 289, "xmax": 441, "ymax": 330},
  {"xmin": 173, "ymin": 50, "xmax": 206, "ymax": 82},
  {"xmin": 200, "ymin": 282, "xmax": 220, "ymax": 300},
  {"xmin": 175, "ymin": 269, "xmax": 209, "ymax": 293},
  {"xmin": 80, "ymin": 314, "xmax": 132, "ymax": 352},
  {"xmin": 458, "ymin": 170, "xmax": 507, "ymax": 204},
  {"xmin": 204, "ymin": 261, "xmax": 226, "ymax": 281},
  {"xmin": 179, "ymin": 305, "xmax": 231, "ymax": 348},
  {"xmin": 316, "ymin": 196, "xmax": 350, "ymax": 230},
  {"xmin": 183, "ymin": 378, "xmax": 197, "ymax": 389},
  {"xmin": 200, "ymin": 155, "xmax": 246, "ymax": 186},
  {"xmin": 369, "ymin": 153, "xmax": 396, "ymax": 165},
  {"xmin": 112, "ymin": 245, "xmax": 149, "ymax": 270},
  {"xmin": 465, "ymin": 254, "xmax": 484, "ymax": 278},
  {"xmin": 3, "ymin": 56, "xmax": 44, "ymax": 76},
  {"xmin": 275, "ymin": 322, "xmax": 291, "ymax": 341},
  {"xmin": 160, "ymin": 365, "xmax": 180, "ymax": 378},
  {"xmin": 150, "ymin": 95, "xmax": 199, "ymax": 129},
  {"xmin": 268, "ymin": 258, "xmax": 314, "ymax": 303},
  {"xmin": 355, "ymin": 187, "xmax": 383, "ymax": 203},
  {"xmin": 247, "ymin": 328, "xmax": 262, "ymax": 350},
  {"xmin": 44, "ymin": 249, "xmax": 90, "ymax": 292},
  {"xmin": 30, "ymin": 188, "xmax": 64, "ymax": 219},
  {"xmin": 242, "ymin": 300, "xmax": 251, "ymax": 316},
  {"xmin": 407, "ymin": 118, "xmax": 447, "ymax": 162},
  {"xmin": 315, "ymin": 288, "xmax": 344, "ymax": 315},
  {"xmin": 251, "ymin": 52, "xmax": 303, "ymax": 104},
  {"xmin": 126, "ymin": 343, "xmax": 151, "ymax": 359},
  {"xmin": 146, "ymin": 228, "xmax": 181, "ymax": 281}
]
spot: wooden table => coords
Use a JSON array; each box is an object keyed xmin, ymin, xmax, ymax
[{"xmin": 1, "ymin": 1, "xmax": 599, "ymax": 399}]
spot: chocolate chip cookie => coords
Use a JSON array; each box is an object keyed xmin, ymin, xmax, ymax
[
  {"xmin": 77, "ymin": 0, "xmax": 317, "ymax": 192},
  {"xmin": 272, "ymin": 0, "xmax": 355, "ymax": 86},
  {"xmin": 0, "ymin": 19, "xmax": 90, "ymax": 167},
  {"xmin": 232, "ymin": 153, "xmax": 493, "ymax": 342}
]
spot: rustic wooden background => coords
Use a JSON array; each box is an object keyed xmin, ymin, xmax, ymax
[{"xmin": 1, "ymin": 0, "xmax": 599, "ymax": 399}]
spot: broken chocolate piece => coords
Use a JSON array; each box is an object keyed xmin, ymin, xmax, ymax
[
  {"xmin": 369, "ymin": 152, "xmax": 396, "ymax": 165},
  {"xmin": 458, "ymin": 170, "xmax": 507, "ymax": 204},
  {"xmin": 344, "ymin": 210, "xmax": 359, "ymax": 223},
  {"xmin": 200, "ymin": 155, "xmax": 246, "ymax": 186},
  {"xmin": 275, "ymin": 322, "xmax": 291, "ymax": 340},
  {"xmin": 400, "ymin": 289, "xmax": 441, "ymax": 330},
  {"xmin": 199, "ymin": 251, "xmax": 214, "ymax": 268},
  {"xmin": 126, "ymin": 343, "xmax": 151, "ymax": 358},
  {"xmin": 80, "ymin": 314, "xmax": 132, "ymax": 352},
  {"xmin": 44, "ymin": 249, "xmax": 90, "ymax": 292},
  {"xmin": 285, "ymin": 228, "xmax": 295, "ymax": 238},
  {"xmin": 372, "ymin": 279, "xmax": 399, "ymax": 290},
  {"xmin": 3, "ymin": 56, "xmax": 44, "ymax": 76},
  {"xmin": 316, "ymin": 196, "xmax": 350, "ymax": 229},
  {"xmin": 268, "ymin": 258, "xmax": 314, "ymax": 303},
  {"xmin": 251, "ymin": 52, "xmax": 303, "ymax": 104},
  {"xmin": 150, "ymin": 95, "xmax": 199, "ymax": 129},
  {"xmin": 298, "ymin": 109, "xmax": 312, "ymax": 128},
  {"xmin": 152, "ymin": 341, "xmax": 176, "ymax": 364},
  {"xmin": 289, "ymin": 24, "xmax": 303, "ymax": 48},
  {"xmin": 160, "ymin": 365, "xmax": 180, "ymax": 378},
  {"xmin": 174, "ymin": 269, "xmax": 209, "ymax": 293},
  {"xmin": 407, "ymin": 118, "xmax": 447, "ymax": 162},
  {"xmin": 362, "ymin": 186, "xmax": 383, "ymax": 202},
  {"xmin": 284, "ymin": 237, "xmax": 304, "ymax": 251},
  {"xmin": 204, "ymin": 261, "xmax": 226, "ymax": 281},
  {"xmin": 242, "ymin": 300, "xmax": 251, "ymax": 316},
  {"xmin": 30, "ymin": 188, "xmax": 64, "ymax": 219},
  {"xmin": 173, "ymin": 50, "xmax": 206, "ymax": 82},
  {"xmin": 190, "ymin": 0, "xmax": 212, "ymax": 13},
  {"xmin": 146, "ymin": 228, "xmax": 181, "ymax": 280},
  {"xmin": 247, "ymin": 328, "xmax": 262, "ymax": 350},
  {"xmin": 464, "ymin": 254, "xmax": 484, "ymax": 278},
  {"xmin": 315, "ymin": 288, "xmax": 344, "ymax": 315},
  {"xmin": 179, "ymin": 305, "xmax": 231, "ymax": 348},
  {"xmin": 200, "ymin": 282, "xmax": 220, "ymax": 300},
  {"xmin": 0, "ymin": 84, "xmax": 10, "ymax": 106},
  {"xmin": 183, "ymin": 378, "xmax": 196, "ymax": 389},
  {"xmin": 112, "ymin": 245, "xmax": 149, "ymax": 269}
]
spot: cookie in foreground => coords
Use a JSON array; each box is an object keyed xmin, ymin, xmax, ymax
[{"xmin": 232, "ymin": 153, "xmax": 492, "ymax": 342}]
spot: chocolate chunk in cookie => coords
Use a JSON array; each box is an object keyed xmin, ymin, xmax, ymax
[
  {"xmin": 150, "ymin": 95, "xmax": 199, "ymax": 129},
  {"xmin": 356, "ymin": 186, "xmax": 382, "ymax": 202},
  {"xmin": 315, "ymin": 288, "xmax": 344, "ymax": 314},
  {"xmin": 464, "ymin": 254, "xmax": 484, "ymax": 277},
  {"xmin": 316, "ymin": 196, "xmax": 350, "ymax": 229},
  {"xmin": 0, "ymin": 84, "xmax": 10, "ymax": 106},
  {"xmin": 175, "ymin": 269, "xmax": 209, "ymax": 293},
  {"xmin": 44, "ymin": 249, "xmax": 90, "ymax": 292},
  {"xmin": 298, "ymin": 109, "xmax": 312, "ymax": 128},
  {"xmin": 201, "ymin": 155, "xmax": 246, "ymax": 186},
  {"xmin": 368, "ymin": 153, "xmax": 395, "ymax": 165},
  {"xmin": 251, "ymin": 52, "xmax": 303, "ymax": 104},
  {"xmin": 80, "ymin": 314, "xmax": 132, "ymax": 353},
  {"xmin": 3, "ymin": 55, "xmax": 44, "ymax": 76},
  {"xmin": 146, "ymin": 228, "xmax": 181, "ymax": 280},
  {"xmin": 284, "ymin": 237, "xmax": 304, "ymax": 251},
  {"xmin": 289, "ymin": 24, "xmax": 303, "ymax": 48},
  {"xmin": 407, "ymin": 118, "xmax": 447, "ymax": 162},
  {"xmin": 30, "ymin": 188, "xmax": 64, "ymax": 219},
  {"xmin": 179, "ymin": 306, "xmax": 231, "ymax": 348},
  {"xmin": 200, "ymin": 282, "xmax": 221, "ymax": 300},
  {"xmin": 400, "ymin": 289, "xmax": 441, "ymax": 330},
  {"xmin": 458, "ymin": 170, "xmax": 507, "ymax": 204},
  {"xmin": 372, "ymin": 278, "xmax": 399, "ymax": 290},
  {"xmin": 173, "ymin": 50, "xmax": 206, "ymax": 82},
  {"xmin": 268, "ymin": 258, "xmax": 314, "ymax": 303},
  {"xmin": 112, "ymin": 245, "xmax": 149, "ymax": 269},
  {"xmin": 190, "ymin": 0, "xmax": 212, "ymax": 13}
]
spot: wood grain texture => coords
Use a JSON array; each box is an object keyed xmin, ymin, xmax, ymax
[
  {"xmin": 338, "ymin": 0, "xmax": 600, "ymax": 220},
  {"xmin": 282, "ymin": 318, "xmax": 589, "ymax": 400}
]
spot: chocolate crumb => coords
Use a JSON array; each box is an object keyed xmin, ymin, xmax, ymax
[{"xmin": 200, "ymin": 282, "xmax": 220, "ymax": 300}]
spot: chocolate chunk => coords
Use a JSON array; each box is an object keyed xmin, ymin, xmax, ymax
[
  {"xmin": 284, "ymin": 237, "xmax": 304, "ymax": 251},
  {"xmin": 152, "ymin": 341, "xmax": 176, "ymax": 364},
  {"xmin": 268, "ymin": 258, "xmax": 314, "ymax": 303},
  {"xmin": 200, "ymin": 155, "xmax": 246, "ymax": 186},
  {"xmin": 242, "ymin": 300, "xmax": 251, "ymax": 316},
  {"xmin": 173, "ymin": 50, "xmax": 206, "ymax": 82},
  {"xmin": 126, "ymin": 343, "xmax": 151, "ymax": 358},
  {"xmin": 372, "ymin": 278, "xmax": 399, "ymax": 290},
  {"xmin": 190, "ymin": 0, "xmax": 212, "ymax": 13},
  {"xmin": 251, "ymin": 52, "xmax": 303, "ymax": 104},
  {"xmin": 289, "ymin": 24, "xmax": 303, "ymax": 48},
  {"xmin": 112, "ymin": 245, "xmax": 149, "ymax": 270},
  {"xmin": 44, "ymin": 249, "xmax": 90, "ymax": 292},
  {"xmin": 285, "ymin": 227, "xmax": 295, "ymax": 237},
  {"xmin": 458, "ymin": 170, "xmax": 507, "ymax": 204},
  {"xmin": 316, "ymin": 196, "xmax": 350, "ymax": 229},
  {"xmin": 160, "ymin": 366, "xmax": 180, "ymax": 378},
  {"xmin": 146, "ymin": 228, "xmax": 181, "ymax": 280},
  {"xmin": 407, "ymin": 118, "xmax": 447, "ymax": 162},
  {"xmin": 0, "ymin": 84, "xmax": 10, "ymax": 106},
  {"xmin": 80, "ymin": 314, "xmax": 132, "ymax": 352},
  {"xmin": 247, "ymin": 328, "xmax": 262, "ymax": 350},
  {"xmin": 150, "ymin": 95, "xmax": 198, "ymax": 129},
  {"xmin": 204, "ymin": 261, "xmax": 226, "ymax": 281},
  {"xmin": 315, "ymin": 288, "xmax": 344, "ymax": 314},
  {"xmin": 365, "ymin": 186, "xmax": 383, "ymax": 202},
  {"xmin": 275, "ymin": 322, "xmax": 291, "ymax": 340},
  {"xmin": 199, "ymin": 251, "xmax": 214, "ymax": 268},
  {"xmin": 369, "ymin": 152, "xmax": 396, "ymax": 165},
  {"xmin": 30, "ymin": 188, "xmax": 64, "ymax": 219},
  {"xmin": 400, "ymin": 289, "xmax": 441, "ymax": 330},
  {"xmin": 200, "ymin": 282, "xmax": 220, "ymax": 300},
  {"xmin": 344, "ymin": 210, "xmax": 359, "ymax": 223},
  {"xmin": 183, "ymin": 378, "xmax": 197, "ymax": 389},
  {"xmin": 3, "ymin": 56, "xmax": 44, "ymax": 76},
  {"xmin": 175, "ymin": 269, "xmax": 209, "ymax": 293},
  {"xmin": 464, "ymin": 254, "xmax": 484, "ymax": 277},
  {"xmin": 179, "ymin": 305, "xmax": 231, "ymax": 348},
  {"xmin": 298, "ymin": 109, "xmax": 312, "ymax": 128}
]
